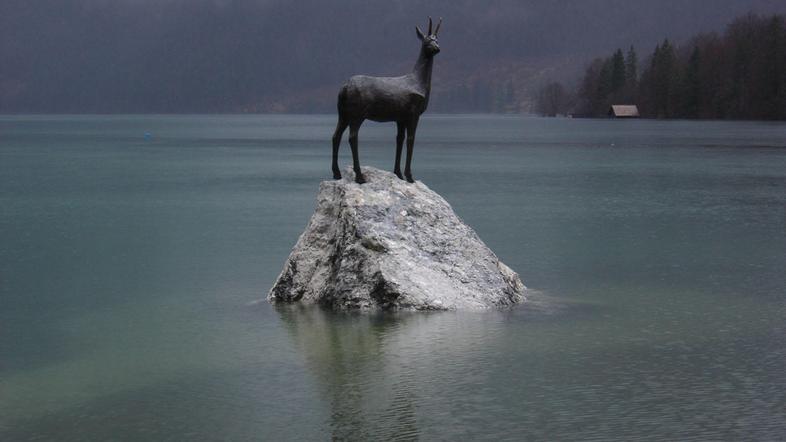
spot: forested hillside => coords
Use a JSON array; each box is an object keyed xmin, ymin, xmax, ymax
[{"xmin": 554, "ymin": 14, "xmax": 786, "ymax": 120}]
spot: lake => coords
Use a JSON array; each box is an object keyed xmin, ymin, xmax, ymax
[{"xmin": 1, "ymin": 115, "xmax": 785, "ymax": 440}]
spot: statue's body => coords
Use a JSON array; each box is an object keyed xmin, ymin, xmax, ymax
[{"xmin": 332, "ymin": 18, "xmax": 442, "ymax": 184}]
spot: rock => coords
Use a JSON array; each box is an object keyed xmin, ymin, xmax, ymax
[{"xmin": 268, "ymin": 167, "xmax": 526, "ymax": 310}]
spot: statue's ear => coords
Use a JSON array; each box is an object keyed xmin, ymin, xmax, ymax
[{"xmin": 415, "ymin": 26, "xmax": 425, "ymax": 41}]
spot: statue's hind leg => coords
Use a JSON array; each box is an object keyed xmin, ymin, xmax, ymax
[
  {"xmin": 332, "ymin": 117, "xmax": 348, "ymax": 179},
  {"xmin": 348, "ymin": 120, "xmax": 365, "ymax": 184}
]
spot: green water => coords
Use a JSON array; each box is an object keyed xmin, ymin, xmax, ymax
[{"xmin": 1, "ymin": 115, "xmax": 785, "ymax": 440}]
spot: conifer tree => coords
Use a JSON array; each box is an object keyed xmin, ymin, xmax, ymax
[
  {"xmin": 625, "ymin": 46, "xmax": 638, "ymax": 88},
  {"xmin": 611, "ymin": 49, "xmax": 627, "ymax": 93},
  {"xmin": 682, "ymin": 47, "xmax": 701, "ymax": 118}
]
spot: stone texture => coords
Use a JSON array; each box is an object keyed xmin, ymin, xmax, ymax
[{"xmin": 268, "ymin": 167, "xmax": 526, "ymax": 310}]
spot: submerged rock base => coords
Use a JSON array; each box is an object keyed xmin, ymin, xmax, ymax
[{"xmin": 268, "ymin": 167, "xmax": 525, "ymax": 310}]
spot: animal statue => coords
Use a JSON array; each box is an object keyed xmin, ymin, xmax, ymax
[{"xmin": 332, "ymin": 17, "xmax": 442, "ymax": 184}]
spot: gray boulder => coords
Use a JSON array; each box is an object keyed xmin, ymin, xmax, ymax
[{"xmin": 268, "ymin": 167, "xmax": 526, "ymax": 310}]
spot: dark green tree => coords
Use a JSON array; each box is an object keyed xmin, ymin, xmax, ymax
[
  {"xmin": 596, "ymin": 58, "xmax": 614, "ymax": 110},
  {"xmin": 578, "ymin": 58, "xmax": 605, "ymax": 116},
  {"xmin": 624, "ymin": 46, "xmax": 638, "ymax": 103},
  {"xmin": 681, "ymin": 47, "xmax": 701, "ymax": 118},
  {"xmin": 625, "ymin": 46, "xmax": 638, "ymax": 88},
  {"xmin": 652, "ymin": 39, "xmax": 677, "ymax": 117},
  {"xmin": 761, "ymin": 15, "xmax": 785, "ymax": 119},
  {"xmin": 611, "ymin": 49, "xmax": 627, "ymax": 93}
]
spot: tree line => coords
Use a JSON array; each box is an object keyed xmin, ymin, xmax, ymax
[{"xmin": 537, "ymin": 13, "xmax": 786, "ymax": 120}]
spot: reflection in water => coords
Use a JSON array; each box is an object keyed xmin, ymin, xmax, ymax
[
  {"xmin": 276, "ymin": 305, "xmax": 534, "ymax": 440},
  {"xmin": 277, "ymin": 306, "xmax": 426, "ymax": 440}
]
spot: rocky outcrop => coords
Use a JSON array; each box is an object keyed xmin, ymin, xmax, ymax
[{"xmin": 268, "ymin": 167, "xmax": 525, "ymax": 310}]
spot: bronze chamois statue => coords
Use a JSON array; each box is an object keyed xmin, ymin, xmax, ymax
[{"xmin": 332, "ymin": 17, "xmax": 442, "ymax": 184}]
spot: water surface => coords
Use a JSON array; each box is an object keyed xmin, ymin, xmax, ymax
[{"xmin": 1, "ymin": 115, "xmax": 785, "ymax": 440}]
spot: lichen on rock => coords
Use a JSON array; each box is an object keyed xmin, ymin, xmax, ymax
[{"xmin": 268, "ymin": 167, "xmax": 525, "ymax": 310}]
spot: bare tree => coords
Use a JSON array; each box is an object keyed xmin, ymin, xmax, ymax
[{"xmin": 536, "ymin": 82, "xmax": 569, "ymax": 117}]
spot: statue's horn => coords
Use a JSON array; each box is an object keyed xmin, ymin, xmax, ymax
[
  {"xmin": 428, "ymin": 17, "xmax": 433, "ymax": 35},
  {"xmin": 434, "ymin": 17, "xmax": 442, "ymax": 36}
]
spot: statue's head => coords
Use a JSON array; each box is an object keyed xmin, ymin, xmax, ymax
[{"xmin": 416, "ymin": 17, "xmax": 441, "ymax": 57}]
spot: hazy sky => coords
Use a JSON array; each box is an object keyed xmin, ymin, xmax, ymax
[{"xmin": 2, "ymin": 0, "xmax": 785, "ymax": 112}]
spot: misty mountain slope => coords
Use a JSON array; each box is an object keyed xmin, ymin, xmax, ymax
[{"xmin": 2, "ymin": 0, "xmax": 785, "ymax": 112}]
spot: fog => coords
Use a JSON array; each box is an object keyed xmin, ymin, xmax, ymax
[{"xmin": 2, "ymin": 0, "xmax": 785, "ymax": 113}]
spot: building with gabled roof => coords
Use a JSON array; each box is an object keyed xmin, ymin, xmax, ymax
[{"xmin": 608, "ymin": 105, "xmax": 640, "ymax": 118}]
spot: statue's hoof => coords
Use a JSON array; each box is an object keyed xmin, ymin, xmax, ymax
[
  {"xmin": 394, "ymin": 171, "xmax": 404, "ymax": 180},
  {"xmin": 355, "ymin": 174, "xmax": 366, "ymax": 184},
  {"xmin": 405, "ymin": 175, "xmax": 415, "ymax": 183},
  {"xmin": 333, "ymin": 171, "xmax": 342, "ymax": 180}
]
